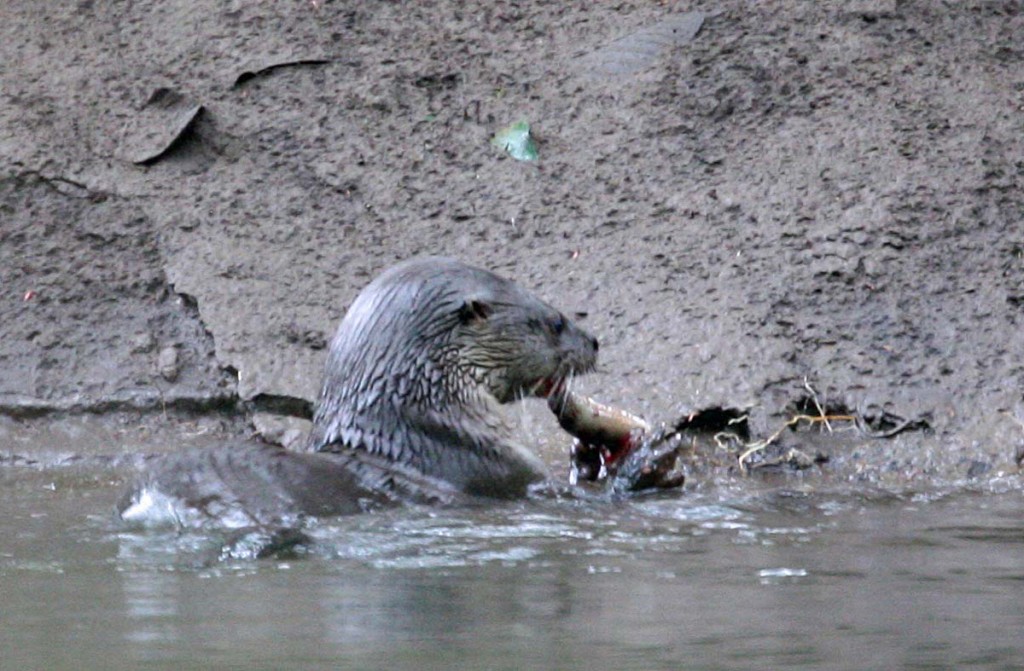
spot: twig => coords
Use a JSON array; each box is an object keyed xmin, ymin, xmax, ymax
[
  {"xmin": 737, "ymin": 413, "xmax": 856, "ymax": 474},
  {"xmin": 713, "ymin": 431, "xmax": 744, "ymax": 451},
  {"xmin": 803, "ymin": 377, "xmax": 831, "ymax": 433}
]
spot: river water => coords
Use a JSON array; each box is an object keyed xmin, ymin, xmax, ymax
[{"xmin": 2, "ymin": 463, "xmax": 1023, "ymax": 671}]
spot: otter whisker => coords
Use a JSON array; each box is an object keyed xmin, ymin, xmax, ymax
[
  {"xmin": 515, "ymin": 385, "xmax": 532, "ymax": 404},
  {"xmin": 551, "ymin": 372, "xmax": 574, "ymax": 416},
  {"xmin": 526, "ymin": 378, "xmax": 546, "ymax": 398}
]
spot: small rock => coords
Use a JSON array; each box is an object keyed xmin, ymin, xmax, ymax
[
  {"xmin": 280, "ymin": 428, "xmax": 306, "ymax": 451},
  {"xmin": 252, "ymin": 412, "xmax": 312, "ymax": 450},
  {"xmin": 966, "ymin": 459, "xmax": 992, "ymax": 479},
  {"xmin": 157, "ymin": 345, "xmax": 180, "ymax": 382},
  {"xmin": 129, "ymin": 332, "xmax": 156, "ymax": 354}
]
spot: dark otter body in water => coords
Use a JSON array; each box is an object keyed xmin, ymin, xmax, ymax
[{"xmin": 119, "ymin": 258, "xmax": 597, "ymax": 528}]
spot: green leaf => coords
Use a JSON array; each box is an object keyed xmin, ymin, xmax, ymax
[{"xmin": 492, "ymin": 120, "xmax": 538, "ymax": 161}]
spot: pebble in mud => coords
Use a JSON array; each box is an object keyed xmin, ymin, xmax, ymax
[
  {"xmin": 157, "ymin": 345, "xmax": 180, "ymax": 382},
  {"xmin": 129, "ymin": 332, "xmax": 156, "ymax": 354}
]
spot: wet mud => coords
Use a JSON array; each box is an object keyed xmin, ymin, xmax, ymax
[{"xmin": 2, "ymin": 1, "xmax": 1023, "ymax": 492}]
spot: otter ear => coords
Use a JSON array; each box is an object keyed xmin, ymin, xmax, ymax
[{"xmin": 458, "ymin": 299, "xmax": 493, "ymax": 324}]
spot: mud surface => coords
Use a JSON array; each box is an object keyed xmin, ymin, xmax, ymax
[{"xmin": 2, "ymin": 1, "xmax": 1023, "ymax": 487}]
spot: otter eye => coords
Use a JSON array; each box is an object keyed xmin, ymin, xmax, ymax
[
  {"xmin": 550, "ymin": 314, "xmax": 566, "ymax": 336},
  {"xmin": 459, "ymin": 299, "xmax": 493, "ymax": 324}
]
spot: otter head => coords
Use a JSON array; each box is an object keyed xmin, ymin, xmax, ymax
[{"xmin": 308, "ymin": 257, "xmax": 598, "ymax": 497}]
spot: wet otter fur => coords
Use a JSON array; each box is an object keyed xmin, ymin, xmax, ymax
[
  {"xmin": 308, "ymin": 257, "xmax": 598, "ymax": 496},
  {"xmin": 119, "ymin": 257, "xmax": 597, "ymax": 527}
]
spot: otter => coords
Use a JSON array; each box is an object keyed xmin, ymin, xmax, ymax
[
  {"xmin": 119, "ymin": 257, "xmax": 598, "ymax": 528},
  {"xmin": 307, "ymin": 257, "xmax": 598, "ymax": 496}
]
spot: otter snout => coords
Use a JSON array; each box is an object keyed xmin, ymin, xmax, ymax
[
  {"xmin": 566, "ymin": 316, "xmax": 599, "ymax": 366},
  {"xmin": 547, "ymin": 313, "xmax": 598, "ymax": 394}
]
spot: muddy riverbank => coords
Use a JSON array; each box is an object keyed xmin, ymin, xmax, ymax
[{"xmin": 2, "ymin": 1, "xmax": 1022, "ymax": 489}]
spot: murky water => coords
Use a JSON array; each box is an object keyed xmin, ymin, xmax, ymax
[{"xmin": 2, "ymin": 463, "xmax": 1023, "ymax": 671}]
